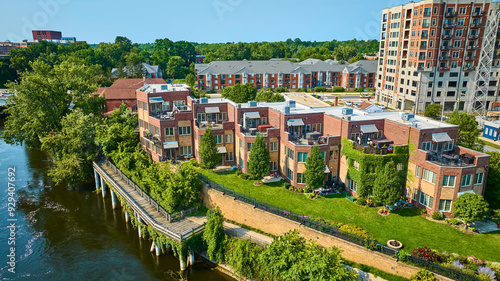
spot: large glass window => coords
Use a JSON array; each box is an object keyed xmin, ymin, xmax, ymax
[
  {"xmin": 422, "ymin": 168, "xmax": 437, "ymax": 184},
  {"xmin": 415, "ymin": 165, "xmax": 421, "ymax": 177},
  {"xmin": 215, "ymin": 135, "xmax": 223, "ymax": 144},
  {"xmin": 225, "ymin": 152, "xmax": 234, "ymax": 161},
  {"xmin": 298, "ymin": 152, "xmax": 308, "ymax": 163},
  {"xmin": 270, "ymin": 142, "xmax": 278, "ymax": 151},
  {"xmin": 270, "ymin": 161, "xmax": 278, "ymax": 171},
  {"xmin": 179, "ymin": 126, "xmax": 191, "ymax": 135},
  {"xmin": 421, "ymin": 142, "xmax": 431, "ymax": 151},
  {"xmin": 287, "ymin": 168, "xmax": 293, "ymax": 180},
  {"xmin": 297, "ymin": 173, "xmax": 305, "ymax": 184},
  {"xmin": 180, "ymin": 146, "xmax": 192, "ymax": 156},
  {"xmin": 164, "ymin": 127, "xmax": 175, "ymax": 136},
  {"xmin": 439, "ymin": 200, "xmax": 452, "ymax": 212},
  {"xmin": 475, "ymin": 172, "xmax": 484, "ymax": 185},
  {"xmin": 461, "ymin": 174, "xmax": 471, "ymax": 187},
  {"xmin": 349, "ymin": 180, "xmax": 358, "ymax": 192},
  {"xmin": 419, "ymin": 192, "xmax": 434, "ymax": 208},
  {"xmin": 225, "ymin": 134, "xmax": 233, "ymax": 143}
]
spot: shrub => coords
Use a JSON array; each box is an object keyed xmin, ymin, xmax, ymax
[
  {"xmin": 469, "ymin": 227, "xmax": 477, "ymax": 232},
  {"xmin": 356, "ymin": 197, "xmax": 367, "ymax": 206},
  {"xmin": 477, "ymin": 267, "xmax": 496, "ymax": 281},
  {"xmin": 235, "ymin": 170, "xmax": 242, "ymax": 176},
  {"xmin": 431, "ymin": 212, "xmax": 444, "ymax": 220},
  {"xmin": 314, "ymin": 86, "xmax": 326, "ymax": 92},
  {"xmin": 415, "ymin": 208, "xmax": 427, "ymax": 215},
  {"xmin": 275, "ymin": 87, "xmax": 287, "ymax": 93},
  {"xmin": 240, "ymin": 174, "xmax": 250, "ymax": 180},
  {"xmin": 332, "ymin": 86, "xmax": 344, "ymax": 92},
  {"xmin": 364, "ymin": 240, "xmax": 379, "ymax": 251},
  {"xmin": 354, "ymin": 88, "xmax": 364, "ymax": 92},
  {"xmin": 284, "ymin": 183, "xmax": 291, "ymax": 190},
  {"xmin": 410, "ymin": 269, "xmax": 437, "ymax": 281},
  {"xmin": 446, "ymin": 218, "xmax": 462, "ymax": 225},
  {"xmin": 412, "ymin": 247, "xmax": 441, "ymax": 263},
  {"xmin": 398, "ymin": 250, "xmax": 409, "ymax": 262},
  {"xmin": 190, "ymin": 158, "xmax": 199, "ymax": 167},
  {"xmin": 304, "ymin": 186, "xmax": 313, "ymax": 193}
]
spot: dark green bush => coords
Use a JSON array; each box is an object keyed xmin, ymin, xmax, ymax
[
  {"xmin": 235, "ymin": 170, "xmax": 242, "ymax": 176},
  {"xmin": 314, "ymin": 86, "xmax": 326, "ymax": 92},
  {"xmin": 284, "ymin": 183, "xmax": 291, "ymax": 190},
  {"xmin": 356, "ymin": 197, "xmax": 367, "ymax": 206},
  {"xmin": 446, "ymin": 218, "xmax": 462, "ymax": 225},
  {"xmin": 240, "ymin": 174, "xmax": 250, "ymax": 180},
  {"xmin": 275, "ymin": 87, "xmax": 287, "ymax": 93},
  {"xmin": 332, "ymin": 86, "xmax": 344, "ymax": 92},
  {"xmin": 431, "ymin": 212, "xmax": 444, "ymax": 220}
]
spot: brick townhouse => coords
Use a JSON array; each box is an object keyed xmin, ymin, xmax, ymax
[
  {"xmin": 195, "ymin": 58, "xmax": 377, "ymax": 92},
  {"xmin": 136, "ymin": 83, "xmax": 490, "ymax": 216}
]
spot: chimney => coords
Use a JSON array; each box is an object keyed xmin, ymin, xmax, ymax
[
  {"xmin": 334, "ymin": 96, "xmax": 339, "ymax": 106},
  {"xmin": 142, "ymin": 75, "xmax": 146, "ymax": 82}
]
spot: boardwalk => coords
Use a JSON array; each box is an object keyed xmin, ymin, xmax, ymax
[{"xmin": 93, "ymin": 159, "xmax": 206, "ymax": 242}]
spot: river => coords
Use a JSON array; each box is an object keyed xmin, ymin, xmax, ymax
[{"xmin": 0, "ymin": 120, "xmax": 234, "ymax": 281}]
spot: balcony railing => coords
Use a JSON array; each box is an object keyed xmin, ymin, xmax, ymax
[
  {"xmin": 419, "ymin": 45, "xmax": 427, "ymax": 50},
  {"xmin": 426, "ymin": 152, "xmax": 475, "ymax": 167},
  {"xmin": 469, "ymin": 34, "xmax": 480, "ymax": 39},
  {"xmin": 439, "ymin": 67, "xmax": 450, "ymax": 71},
  {"xmin": 444, "ymin": 23, "xmax": 456, "ymax": 28},
  {"xmin": 463, "ymin": 66, "xmax": 476, "ymax": 72},
  {"xmin": 421, "ymin": 34, "xmax": 429, "ymax": 39},
  {"xmin": 196, "ymin": 120, "xmax": 224, "ymax": 130},
  {"xmin": 443, "ymin": 34, "xmax": 454, "ymax": 39},
  {"xmin": 439, "ymin": 56, "xmax": 450, "ymax": 60},
  {"xmin": 441, "ymin": 45, "xmax": 451, "ymax": 50},
  {"xmin": 467, "ymin": 45, "xmax": 480, "ymax": 50},
  {"xmin": 470, "ymin": 23, "xmax": 483, "ymax": 28},
  {"xmin": 143, "ymin": 134, "xmax": 161, "ymax": 145},
  {"xmin": 353, "ymin": 143, "xmax": 393, "ymax": 155},
  {"xmin": 417, "ymin": 66, "xmax": 432, "ymax": 72},
  {"xmin": 465, "ymin": 55, "xmax": 478, "ymax": 60},
  {"xmin": 472, "ymin": 11, "xmax": 485, "ymax": 17},
  {"xmin": 445, "ymin": 12, "xmax": 457, "ymax": 17},
  {"xmin": 418, "ymin": 55, "xmax": 426, "ymax": 60},
  {"xmin": 423, "ymin": 12, "xmax": 431, "ymax": 17}
]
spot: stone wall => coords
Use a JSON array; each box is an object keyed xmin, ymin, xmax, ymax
[{"xmin": 201, "ymin": 184, "xmax": 454, "ymax": 281}]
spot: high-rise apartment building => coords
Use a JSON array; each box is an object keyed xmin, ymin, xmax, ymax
[{"xmin": 377, "ymin": 0, "xmax": 500, "ymax": 113}]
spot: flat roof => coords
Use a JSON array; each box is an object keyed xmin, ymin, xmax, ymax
[{"xmin": 139, "ymin": 84, "xmax": 190, "ymax": 94}]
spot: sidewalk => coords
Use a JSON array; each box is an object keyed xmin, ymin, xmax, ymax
[{"xmin": 479, "ymin": 136, "xmax": 500, "ymax": 153}]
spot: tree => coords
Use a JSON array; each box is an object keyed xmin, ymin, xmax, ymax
[
  {"xmin": 304, "ymin": 145, "xmax": 325, "ymax": 190},
  {"xmin": 373, "ymin": 161, "xmax": 402, "ymax": 209},
  {"xmin": 96, "ymin": 104, "xmax": 138, "ymax": 156},
  {"xmin": 424, "ymin": 104, "xmax": 443, "ymax": 120},
  {"xmin": 221, "ymin": 83, "xmax": 257, "ymax": 103},
  {"xmin": 446, "ymin": 111, "xmax": 483, "ymax": 150},
  {"xmin": 334, "ymin": 45, "xmax": 357, "ymax": 62},
  {"xmin": 255, "ymin": 89, "xmax": 285, "ymax": 102},
  {"xmin": 40, "ymin": 109, "xmax": 101, "ymax": 184},
  {"xmin": 225, "ymin": 238, "xmax": 261, "ymax": 279},
  {"xmin": 348, "ymin": 53, "xmax": 366, "ymax": 63},
  {"xmin": 199, "ymin": 127, "xmax": 220, "ymax": 169},
  {"xmin": 185, "ymin": 73, "xmax": 196, "ymax": 88},
  {"xmin": 3, "ymin": 59, "xmax": 104, "ymax": 149},
  {"xmin": 124, "ymin": 48, "xmax": 144, "ymax": 78},
  {"xmin": 453, "ymin": 193, "xmax": 490, "ymax": 225},
  {"xmin": 166, "ymin": 55, "xmax": 188, "ymax": 78},
  {"xmin": 203, "ymin": 207, "xmax": 226, "ymax": 262},
  {"xmin": 484, "ymin": 152, "xmax": 500, "ymax": 209},
  {"xmin": 247, "ymin": 135, "xmax": 271, "ymax": 179}
]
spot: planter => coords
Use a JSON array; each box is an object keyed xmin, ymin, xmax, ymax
[
  {"xmin": 387, "ymin": 240, "xmax": 403, "ymax": 250},
  {"xmin": 253, "ymin": 181, "xmax": 263, "ymax": 186},
  {"xmin": 378, "ymin": 209, "xmax": 390, "ymax": 216}
]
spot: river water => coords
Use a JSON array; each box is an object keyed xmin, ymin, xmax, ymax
[{"xmin": 0, "ymin": 120, "xmax": 234, "ymax": 281}]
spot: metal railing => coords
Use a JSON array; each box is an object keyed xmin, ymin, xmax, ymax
[{"xmin": 198, "ymin": 172, "xmax": 483, "ymax": 281}]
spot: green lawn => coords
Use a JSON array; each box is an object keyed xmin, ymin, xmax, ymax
[{"xmin": 198, "ymin": 169, "xmax": 500, "ymax": 262}]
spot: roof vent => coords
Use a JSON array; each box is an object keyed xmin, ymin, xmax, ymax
[
  {"xmin": 287, "ymin": 100, "xmax": 296, "ymax": 108},
  {"xmin": 284, "ymin": 106, "xmax": 290, "ymax": 114},
  {"xmin": 249, "ymin": 101, "xmax": 257, "ymax": 107},
  {"xmin": 342, "ymin": 107, "xmax": 353, "ymax": 116},
  {"xmin": 200, "ymin": 98, "xmax": 208, "ymax": 104}
]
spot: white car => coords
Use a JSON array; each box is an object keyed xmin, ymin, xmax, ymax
[{"xmin": 344, "ymin": 101, "xmax": 352, "ymax": 106}]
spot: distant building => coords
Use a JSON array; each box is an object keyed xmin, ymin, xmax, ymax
[
  {"xmin": 357, "ymin": 101, "xmax": 384, "ymax": 113},
  {"xmin": 196, "ymin": 55, "xmax": 206, "ymax": 64},
  {"xmin": 483, "ymin": 121, "xmax": 500, "ymax": 141},
  {"xmin": 32, "ymin": 30, "xmax": 62, "ymax": 41},
  {"xmin": 111, "ymin": 63, "xmax": 163, "ymax": 79},
  {"xmin": 0, "ymin": 42, "xmax": 16, "ymax": 58},
  {"xmin": 92, "ymin": 78, "xmax": 166, "ymax": 113},
  {"xmin": 195, "ymin": 59, "xmax": 377, "ymax": 91}
]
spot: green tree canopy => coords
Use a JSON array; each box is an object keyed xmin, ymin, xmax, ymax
[
  {"xmin": 484, "ymin": 152, "xmax": 500, "ymax": 209},
  {"xmin": 247, "ymin": 135, "xmax": 271, "ymax": 179},
  {"xmin": 452, "ymin": 193, "xmax": 490, "ymax": 224},
  {"xmin": 304, "ymin": 145, "xmax": 326, "ymax": 189},
  {"xmin": 3, "ymin": 58, "xmax": 104, "ymax": 149},
  {"xmin": 446, "ymin": 111, "xmax": 483, "ymax": 151},
  {"xmin": 334, "ymin": 45, "xmax": 357, "ymax": 62},
  {"xmin": 424, "ymin": 104, "xmax": 443, "ymax": 120},
  {"xmin": 373, "ymin": 161, "xmax": 402, "ymax": 208},
  {"xmin": 185, "ymin": 73, "xmax": 196, "ymax": 88},
  {"xmin": 203, "ymin": 207, "xmax": 226, "ymax": 262},
  {"xmin": 221, "ymin": 83, "xmax": 257, "ymax": 103},
  {"xmin": 255, "ymin": 89, "xmax": 286, "ymax": 102},
  {"xmin": 96, "ymin": 104, "xmax": 138, "ymax": 156},
  {"xmin": 199, "ymin": 127, "xmax": 220, "ymax": 169},
  {"xmin": 166, "ymin": 55, "xmax": 188, "ymax": 78}
]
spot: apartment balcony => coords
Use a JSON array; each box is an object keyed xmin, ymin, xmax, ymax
[
  {"xmin": 441, "ymin": 45, "xmax": 452, "ymax": 50},
  {"xmin": 143, "ymin": 133, "xmax": 162, "ymax": 145},
  {"xmin": 445, "ymin": 12, "xmax": 457, "ymax": 17},
  {"xmin": 443, "ymin": 34, "xmax": 454, "ymax": 40},
  {"xmin": 439, "ymin": 56, "xmax": 450, "ymax": 60},
  {"xmin": 465, "ymin": 55, "xmax": 478, "ymax": 60},
  {"xmin": 418, "ymin": 55, "xmax": 426, "ymax": 60},
  {"xmin": 417, "ymin": 66, "xmax": 432, "ymax": 72},
  {"xmin": 470, "ymin": 23, "xmax": 483, "ymax": 28},
  {"xmin": 150, "ymin": 111, "xmax": 175, "ymax": 121},
  {"xmin": 419, "ymin": 45, "xmax": 427, "ymax": 50},
  {"xmin": 404, "ymin": 36, "xmax": 410, "ymax": 39},
  {"xmin": 423, "ymin": 12, "xmax": 431, "ymax": 17},
  {"xmin": 467, "ymin": 45, "xmax": 480, "ymax": 50},
  {"xmin": 402, "ymin": 55, "xmax": 408, "ymax": 59},
  {"xmin": 421, "ymin": 34, "xmax": 429, "ymax": 39},
  {"xmin": 422, "ymin": 24, "xmax": 430, "ymax": 28},
  {"xmin": 463, "ymin": 66, "xmax": 476, "ymax": 72},
  {"xmin": 353, "ymin": 142, "xmax": 394, "ymax": 155},
  {"xmin": 196, "ymin": 120, "xmax": 224, "ymax": 130},
  {"xmin": 426, "ymin": 151, "xmax": 475, "ymax": 167},
  {"xmin": 444, "ymin": 23, "xmax": 456, "ymax": 28},
  {"xmin": 472, "ymin": 11, "xmax": 486, "ymax": 17},
  {"xmin": 438, "ymin": 67, "xmax": 450, "ymax": 72},
  {"xmin": 289, "ymin": 135, "xmax": 328, "ymax": 146},
  {"xmin": 494, "ymin": 54, "xmax": 500, "ymax": 59},
  {"xmin": 469, "ymin": 34, "xmax": 480, "ymax": 39}
]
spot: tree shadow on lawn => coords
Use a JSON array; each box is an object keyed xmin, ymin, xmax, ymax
[{"xmin": 391, "ymin": 208, "xmax": 419, "ymax": 218}]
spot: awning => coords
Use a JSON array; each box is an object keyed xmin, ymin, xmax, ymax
[
  {"xmin": 457, "ymin": 190, "xmax": 476, "ymax": 197},
  {"xmin": 432, "ymin": 133, "xmax": 452, "ymax": 143},
  {"xmin": 149, "ymin": 97, "xmax": 163, "ymax": 103},
  {"xmin": 163, "ymin": 141, "xmax": 179, "ymax": 149},
  {"xmin": 287, "ymin": 119, "xmax": 305, "ymax": 126},
  {"xmin": 205, "ymin": 107, "xmax": 220, "ymax": 113},
  {"xmin": 217, "ymin": 146, "xmax": 227, "ymax": 154},
  {"xmin": 244, "ymin": 112, "xmax": 260, "ymax": 119},
  {"xmin": 324, "ymin": 165, "xmax": 330, "ymax": 173},
  {"xmin": 360, "ymin": 124, "xmax": 379, "ymax": 134}
]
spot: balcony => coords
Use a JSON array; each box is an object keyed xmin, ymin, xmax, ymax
[
  {"xmin": 469, "ymin": 34, "xmax": 480, "ymax": 39},
  {"xmin": 470, "ymin": 23, "xmax": 483, "ymax": 28},
  {"xmin": 418, "ymin": 55, "xmax": 426, "ymax": 60},
  {"xmin": 463, "ymin": 66, "xmax": 476, "ymax": 72},
  {"xmin": 439, "ymin": 56, "xmax": 450, "ymax": 60},
  {"xmin": 150, "ymin": 111, "xmax": 175, "ymax": 121},
  {"xmin": 494, "ymin": 54, "xmax": 500, "ymax": 59},
  {"xmin": 289, "ymin": 135, "xmax": 328, "ymax": 146},
  {"xmin": 423, "ymin": 12, "xmax": 431, "ymax": 17},
  {"xmin": 443, "ymin": 34, "xmax": 454, "ymax": 39},
  {"xmin": 439, "ymin": 67, "xmax": 450, "ymax": 71},
  {"xmin": 417, "ymin": 66, "xmax": 432, "ymax": 72},
  {"xmin": 445, "ymin": 12, "xmax": 457, "ymax": 17},
  {"xmin": 421, "ymin": 34, "xmax": 429, "ymax": 39},
  {"xmin": 420, "ymin": 45, "xmax": 427, "ymax": 50},
  {"xmin": 465, "ymin": 55, "xmax": 478, "ymax": 60},
  {"xmin": 472, "ymin": 11, "xmax": 486, "ymax": 17},
  {"xmin": 196, "ymin": 120, "xmax": 224, "ymax": 130},
  {"xmin": 353, "ymin": 143, "xmax": 393, "ymax": 155},
  {"xmin": 441, "ymin": 45, "xmax": 451, "ymax": 50},
  {"xmin": 444, "ymin": 23, "xmax": 456, "ymax": 28},
  {"xmin": 467, "ymin": 45, "xmax": 480, "ymax": 50},
  {"xmin": 426, "ymin": 151, "xmax": 475, "ymax": 167},
  {"xmin": 404, "ymin": 36, "xmax": 410, "ymax": 39},
  {"xmin": 143, "ymin": 133, "xmax": 161, "ymax": 145}
]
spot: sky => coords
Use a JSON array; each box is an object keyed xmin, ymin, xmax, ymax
[{"xmin": 1, "ymin": 0, "xmax": 409, "ymax": 44}]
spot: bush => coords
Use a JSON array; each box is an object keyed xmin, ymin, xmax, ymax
[
  {"xmin": 275, "ymin": 87, "xmax": 287, "ymax": 93},
  {"xmin": 190, "ymin": 158, "xmax": 199, "ymax": 167},
  {"xmin": 284, "ymin": 183, "xmax": 291, "ymax": 190},
  {"xmin": 412, "ymin": 247, "xmax": 441, "ymax": 263},
  {"xmin": 398, "ymin": 250, "xmax": 409, "ymax": 262},
  {"xmin": 431, "ymin": 212, "xmax": 444, "ymax": 220},
  {"xmin": 410, "ymin": 269, "xmax": 437, "ymax": 281},
  {"xmin": 469, "ymin": 227, "xmax": 477, "ymax": 232},
  {"xmin": 446, "ymin": 218, "xmax": 462, "ymax": 225},
  {"xmin": 415, "ymin": 208, "xmax": 428, "ymax": 215},
  {"xmin": 354, "ymin": 88, "xmax": 364, "ymax": 92},
  {"xmin": 304, "ymin": 186, "xmax": 313, "ymax": 193},
  {"xmin": 235, "ymin": 170, "xmax": 242, "ymax": 176},
  {"xmin": 240, "ymin": 174, "xmax": 250, "ymax": 180},
  {"xmin": 314, "ymin": 86, "xmax": 326, "ymax": 92},
  {"xmin": 356, "ymin": 197, "xmax": 367, "ymax": 206},
  {"xmin": 332, "ymin": 86, "xmax": 344, "ymax": 92}
]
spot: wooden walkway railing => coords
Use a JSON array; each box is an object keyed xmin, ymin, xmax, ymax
[{"xmin": 93, "ymin": 159, "xmax": 205, "ymax": 242}]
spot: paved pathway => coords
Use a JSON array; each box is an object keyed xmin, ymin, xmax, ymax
[
  {"xmin": 479, "ymin": 137, "xmax": 500, "ymax": 153},
  {"xmin": 223, "ymin": 221, "xmax": 273, "ymax": 246}
]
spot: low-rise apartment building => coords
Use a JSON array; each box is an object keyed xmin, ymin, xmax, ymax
[
  {"xmin": 195, "ymin": 59, "xmax": 377, "ymax": 92},
  {"xmin": 136, "ymin": 83, "xmax": 490, "ymax": 216}
]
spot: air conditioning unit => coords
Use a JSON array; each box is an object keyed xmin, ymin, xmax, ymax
[
  {"xmin": 249, "ymin": 101, "xmax": 257, "ymax": 107},
  {"xmin": 284, "ymin": 106, "xmax": 290, "ymax": 114},
  {"xmin": 402, "ymin": 113, "xmax": 415, "ymax": 121},
  {"xmin": 342, "ymin": 107, "xmax": 353, "ymax": 116},
  {"xmin": 287, "ymin": 100, "xmax": 296, "ymax": 108},
  {"xmin": 200, "ymin": 98, "xmax": 208, "ymax": 104}
]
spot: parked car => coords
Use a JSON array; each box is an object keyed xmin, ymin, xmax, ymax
[
  {"xmin": 344, "ymin": 101, "xmax": 352, "ymax": 106},
  {"xmin": 360, "ymin": 93, "xmax": 372, "ymax": 98}
]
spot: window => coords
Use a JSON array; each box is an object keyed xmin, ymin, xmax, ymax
[
  {"xmin": 419, "ymin": 191, "xmax": 434, "ymax": 208},
  {"xmin": 439, "ymin": 200, "xmax": 452, "ymax": 212},
  {"xmin": 270, "ymin": 142, "xmax": 278, "ymax": 151},
  {"xmin": 422, "ymin": 168, "xmax": 437, "ymax": 184},
  {"xmin": 174, "ymin": 100, "xmax": 185, "ymax": 107},
  {"xmin": 297, "ymin": 173, "xmax": 305, "ymax": 184},
  {"xmin": 179, "ymin": 126, "xmax": 191, "ymax": 135},
  {"xmin": 351, "ymin": 133, "xmax": 360, "ymax": 141},
  {"xmin": 421, "ymin": 142, "xmax": 431, "ymax": 151},
  {"xmin": 162, "ymin": 101, "xmax": 170, "ymax": 111},
  {"xmin": 352, "ymin": 161, "xmax": 360, "ymax": 170},
  {"xmin": 215, "ymin": 135, "xmax": 223, "ymax": 144},
  {"xmin": 475, "ymin": 172, "xmax": 484, "ymax": 185},
  {"xmin": 247, "ymin": 142, "xmax": 253, "ymax": 152},
  {"xmin": 197, "ymin": 113, "xmax": 206, "ymax": 122},
  {"xmin": 397, "ymin": 163, "xmax": 404, "ymax": 171},
  {"xmin": 311, "ymin": 123, "xmax": 322, "ymax": 132},
  {"xmin": 444, "ymin": 140, "xmax": 454, "ymax": 151},
  {"xmin": 240, "ymin": 139, "xmax": 244, "ymax": 149},
  {"xmin": 226, "ymin": 151, "xmax": 234, "ymax": 161},
  {"xmin": 442, "ymin": 175, "xmax": 456, "ymax": 187},
  {"xmin": 320, "ymin": 152, "xmax": 326, "ymax": 160},
  {"xmin": 461, "ymin": 174, "xmax": 472, "ymax": 186},
  {"xmin": 164, "ymin": 127, "xmax": 174, "ymax": 136},
  {"xmin": 225, "ymin": 134, "xmax": 233, "ymax": 143},
  {"xmin": 349, "ymin": 180, "xmax": 358, "ymax": 192},
  {"xmin": 287, "ymin": 168, "xmax": 293, "ymax": 180},
  {"xmin": 330, "ymin": 150, "xmax": 338, "ymax": 160},
  {"xmin": 218, "ymin": 112, "xmax": 227, "ymax": 121},
  {"xmin": 180, "ymin": 146, "xmax": 192, "ymax": 156},
  {"xmin": 298, "ymin": 152, "xmax": 308, "ymax": 163},
  {"xmin": 270, "ymin": 161, "xmax": 278, "ymax": 171},
  {"xmin": 415, "ymin": 165, "xmax": 421, "ymax": 177},
  {"xmin": 287, "ymin": 148, "xmax": 294, "ymax": 160}
]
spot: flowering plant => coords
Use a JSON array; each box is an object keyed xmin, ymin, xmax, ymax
[{"xmin": 412, "ymin": 247, "xmax": 441, "ymax": 263}]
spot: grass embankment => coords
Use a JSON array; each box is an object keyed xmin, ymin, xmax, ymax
[{"xmin": 197, "ymin": 169, "xmax": 500, "ymax": 262}]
